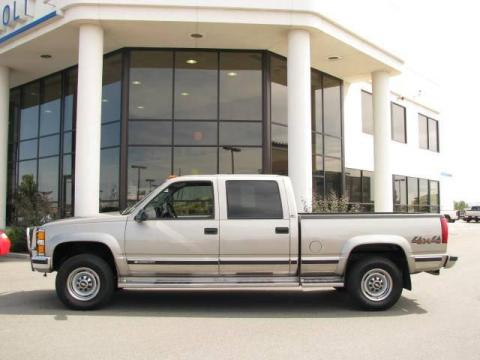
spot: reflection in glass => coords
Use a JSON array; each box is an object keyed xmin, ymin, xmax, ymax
[
  {"xmin": 345, "ymin": 168, "xmax": 361, "ymax": 203},
  {"xmin": 219, "ymin": 122, "xmax": 262, "ymax": 146},
  {"xmin": 430, "ymin": 180, "xmax": 439, "ymax": 213},
  {"xmin": 220, "ymin": 147, "xmax": 262, "ymax": 174},
  {"xmin": 391, "ymin": 103, "xmax": 406, "ymax": 143},
  {"xmin": 219, "ymin": 52, "xmax": 262, "ymax": 120},
  {"xmin": 20, "ymin": 82, "xmax": 40, "ymax": 140},
  {"xmin": 40, "ymin": 74, "xmax": 61, "ymax": 136},
  {"xmin": 101, "ymin": 122, "xmax": 121, "ymax": 148},
  {"xmin": 324, "ymin": 136, "xmax": 341, "ymax": 158},
  {"xmin": 323, "ymin": 76, "xmax": 341, "ymax": 137},
  {"xmin": 272, "ymin": 123, "xmax": 287, "ymax": 175},
  {"xmin": 102, "ymin": 54, "xmax": 122, "ymax": 123},
  {"xmin": 325, "ymin": 157, "xmax": 342, "ymax": 198},
  {"xmin": 128, "ymin": 147, "xmax": 172, "ymax": 203},
  {"xmin": 129, "ymin": 51, "xmax": 173, "ymax": 119},
  {"xmin": 428, "ymin": 118, "xmax": 438, "ymax": 152},
  {"xmin": 174, "ymin": 51, "xmax": 218, "ymax": 119},
  {"xmin": 311, "ymin": 70, "xmax": 323, "ymax": 133},
  {"xmin": 63, "ymin": 132, "xmax": 72, "ymax": 154},
  {"xmin": 270, "ymin": 56, "xmax": 288, "ymax": 126},
  {"xmin": 19, "ymin": 139, "xmax": 38, "ymax": 160},
  {"xmin": 313, "ymin": 175, "xmax": 325, "ymax": 200},
  {"xmin": 393, "ymin": 175, "xmax": 407, "ymax": 212},
  {"xmin": 362, "ymin": 91, "xmax": 373, "ymax": 135},
  {"xmin": 39, "ymin": 135, "xmax": 60, "ymax": 157},
  {"xmin": 174, "ymin": 147, "xmax": 217, "ymax": 175},
  {"xmin": 100, "ymin": 148, "xmax": 120, "ymax": 211},
  {"xmin": 64, "ymin": 69, "xmax": 77, "ymax": 132},
  {"xmin": 129, "ymin": 121, "xmax": 172, "ymax": 145},
  {"xmin": 362, "ymin": 170, "xmax": 374, "ymax": 204},
  {"xmin": 312, "ymin": 133, "xmax": 323, "ymax": 155},
  {"xmin": 419, "ymin": 178, "xmax": 429, "ymax": 212},
  {"xmin": 18, "ymin": 160, "xmax": 37, "ymax": 185},
  {"xmin": 418, "ymin": 114, "xmax": 428, "ymax": 149},
  {"xmin": 407, "ymin": 177, "xmax": 418, "ymax": 212},
  {"xmin": 174, "ymin": 121, "xmax": 217, "ymax": 145},
  {"xmin": 38, "ymin": 157, "xmax": 59, "ymax": 201}
]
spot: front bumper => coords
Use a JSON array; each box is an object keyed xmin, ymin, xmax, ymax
[{"xmin": 31, "ymin": 255, "xmax": 51, "ymax": 272}]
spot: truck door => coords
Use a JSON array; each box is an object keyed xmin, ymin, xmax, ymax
[
  {"xmin": 218, "ymin": 179, "xmax": 292, "ymax": 276},
  {"xmin": 125, "ymin": 180, "xmax": 220, "ymax": 275}
]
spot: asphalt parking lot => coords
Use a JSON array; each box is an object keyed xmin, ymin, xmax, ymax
[{"xmin": 1, "ymin": 221, "xmax": 479, "ymax": 360}]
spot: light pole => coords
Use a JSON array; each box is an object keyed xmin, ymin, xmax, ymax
[
  {"xmin": 145, "ymin": 178, "xmax": 155, "ymax": 192},
  {"xmin": 222, "ymin": 146, "xmax": 241, "ymax": 174},
  {"xmin": 131, "ymin": 165, "xmax": 147, "ymax": 201}
]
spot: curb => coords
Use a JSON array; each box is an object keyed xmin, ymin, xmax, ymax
[{"xmin": 6, "ymin": 252, "xmax": 29, "ymax": 259}]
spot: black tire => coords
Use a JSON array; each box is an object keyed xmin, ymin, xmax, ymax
[
  {"xmin": 346, "ymin": 257, "xmax": 403, "ymax": 311},
  {"xmin": 466, "ymin": 218, "xmax": 471, "ymax": 223},
  {"xmin": 56, "ymin": 254, "xmax": 115, "ymax": 310}
]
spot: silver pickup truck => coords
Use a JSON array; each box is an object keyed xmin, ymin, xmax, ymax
[{"xmin": 28, "ymin": 175, "xmax": 457, "ymax": 311}]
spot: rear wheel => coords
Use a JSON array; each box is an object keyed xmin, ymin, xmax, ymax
[
  {"xmin": 347, "ymin": 257, "xmax": 403, "ymax": 311},
  {"xmin": 56, "ymin": 254, "xmax": 115, "ymax": 310}
]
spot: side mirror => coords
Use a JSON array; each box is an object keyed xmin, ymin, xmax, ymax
[{"xmin": 134, "ymin": 209, "xmax": 148, "ymax": 223}]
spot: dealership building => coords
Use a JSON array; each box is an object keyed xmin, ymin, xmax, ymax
[{"xmin": 0, "ymin": 0, "xmax": 451, "ymax": 227}]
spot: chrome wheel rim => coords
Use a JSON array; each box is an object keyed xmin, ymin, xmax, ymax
[
  {"xmin": 67, "ymin": 267, "xmax": 101, "ymax": 301},
  {"xmin": 361, "ymin": 268, "xmax": 393, "ymax": 302}
]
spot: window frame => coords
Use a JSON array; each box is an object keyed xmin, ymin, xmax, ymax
[
  {"xmin": 418, "ymin": 113, "xmax": 440, "ymax": 152},
  {"xmin": 390, "ymin": 102, "xmax": 407, "ymax": 144},
  {"xmin": 361, "ymin": 90, "xmax": 373, "ymax": 135}
]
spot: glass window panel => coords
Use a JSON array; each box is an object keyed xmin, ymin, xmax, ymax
[
  {"xmin": 39, "ymin": 134, "xmax": 60, "ymax": 157},
  {"xmin": 20, "ymin": 82, "xmax": 40, "ymax": 140},
  {"xmin": 129, "ymin": 51, "xmax": 173, "ymax": 119},
  {"xmin": 391, "ymin": 103, "xmax": 406, "ymax": 143},
  {"xmin": 419, "ymin": 178, "xmax": 429, "ymax": 212},
  {"xmin": 323, "ymin": 75, "xmax": 341, "ymax": 137},
  {"xmin": 100, "ymin": 147, "xmax": 120, "ymax": 211},
  {"xmin": 313, "ymin": 175, "xmax": 325, "ymax": 200},
  {"xmin": 129, "ymin": 121, "xmax": 172, "ymax": 145},
  {"xmin": 324, "ymin": 157, "xmax": 342, "ymax": 198},
  {"xmin": 313, "ymin": 155, "xmax": 323, "ymax": 176},
  {"xmin": 9, "ymin": 89, "xmax": 20, "ymax": 144},
  {"xmin": 393, "ymin": 175, "xmax": 407, "ymax": 212},
  {"xmin": 362, "ymin": 91, "xmax": 373, "ymax": 135},
  {"xmin": 64, "ymin": 68, "xmax": 77, "ymax": 132},
  {"xmin": 128, "ymin": 147, "xmax": 172, "ymax": 203},
  {"xmin": 311, "ymin": 71, "xmax": 323, "ymax": 133},
  {"xmin": 312, "ymin": 133, "xmax": 323, "ymax": 155},
  {"xmin": 174, "ymin": 51, "xmax": 218, "ymax": 120},
  {"xmin": 63, "ymin": 154, "xmax": 72, "ymax": 176},
  {"xmin": 226, "ymin": 180, "xmax": 283, "ymax": 219},
  {"xmin": 407, "ymin": 177, "xmax": 419, "ymax": 212},
  {"xmin": 102, "ymin": 54, "xmax": 122, "ymax": 124},
  {"xmin": 38, "ymin": 156, "xmax": 59, "ymax": 202},
  {"xmin": 63, "ymin": 132, "xmax": 72, "ymax": 154},
  {"xmin": 40, "ymin": 74, "xmax": 61, "ymax": 136},
  {"xmin": 270, "ymin": 56, "xmax": 288, "ymax": 126},
  {"xmin": 430, "ymin": 180, "xmax": 440, "ymax": 210},
  {"xmin": 272, "ymin": 124, "xmax": 287, "ymax": 148},
  {"xmin": 18, "ymin": 160, "xmax": 37, "ymax": 186},
  {"xmin": 174, "ymin": 121, "xmax": 217, "ymax": 146},
  {"xmin": 220, "ymin": 147, "xmax": 262, "ymax": 174},
  {"xmin": 362, "ymin": 170, "xmax": 374, "ymax": 204},
  {"xmin": 219, "ymin": 122, "xmax": 262, "ymax": 146},
  {"xmin": 101, "ymin": 122, "xmax": 120, "ymax": 148},
  {"xmin": 418, "ymin": 114, "xmax": 428, "ymax": 149},
  {"xmin": 324, "ymin": 136, "xmax": 341, "ymax": 158},
  {"xmin": 219, "ymin": 52, "xmax": 262, "ymax": 120},
  {"xmin": 19, "ymin": 139, "xmax": 37, "ymax": 160},
  {"xmin": 173, "ymin": 147, "xmax": 217, "ymax": 175},
  {"xmin": 428, "ymin": 118, "xmax": 438, "ymax": 152},
  {"xmin": 272, "ymin": 148, "xmax": 288, "ymax": 176},
  {"xmin": 345, "ymin": 168, "xmax": 362, "ymax": 203}
]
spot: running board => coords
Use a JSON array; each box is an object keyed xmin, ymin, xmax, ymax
[{"xmin": 118, "ymin": 276, "xmax": 344, "ymax": 290}]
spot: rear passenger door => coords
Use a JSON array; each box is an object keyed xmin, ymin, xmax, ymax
[{"xmin": 218, "ymin": 179, "xmax": 292, "ymax": 276}]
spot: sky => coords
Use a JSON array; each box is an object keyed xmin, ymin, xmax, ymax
[{"xmin": 328, "ymin": 0, "xmax": 480, "ymax": 204}]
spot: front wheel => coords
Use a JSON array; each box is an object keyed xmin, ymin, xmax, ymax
[
  {"xmin": 347, "ymin": 257, "xmax": 403, "ymax": 311},
  {"xmin": 56, "ymin": 254, "xmax": 115, "ymax": 310}
]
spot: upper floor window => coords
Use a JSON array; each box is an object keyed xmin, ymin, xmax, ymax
[
  {"xmin": 361, "ymin": 91, "xmax": 373, "ymax": 135},
  {"xmin": 391, "ymin": 102, "xmax": 407, "ymax": 143},
  {"xmin": 418, "ymin": 114, "xmax": 439, "ymax": 152}
]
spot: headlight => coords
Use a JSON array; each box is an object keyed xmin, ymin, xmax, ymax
[{"xmin": 36, "ymin": 229, "xmax": 45, "ymax": 256}]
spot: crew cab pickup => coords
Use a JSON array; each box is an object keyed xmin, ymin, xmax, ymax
[
  {"xmin": 27, "ymin": 175, "xmax": 457, "ymax": 311},
  {"xmin": 463, "ymin": 206, "xmax": 480, "ymax": 222}
]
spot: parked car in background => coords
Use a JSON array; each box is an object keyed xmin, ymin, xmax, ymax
[
  {"xmin": 0, "ymin": 230, "xmax": 11, "ymax": 256},
  {"xmin": 442, "ymin": 210, "xmax": 460, "ymax": 223},
  {"xmin": 464, "ymin": 206, "xmax": 480, "ymax": 222}
]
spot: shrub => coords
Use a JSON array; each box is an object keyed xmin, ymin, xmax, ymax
[
  {"xmin": 310, "ymin": 192, "xmax": 360, "ymax": 213},
  {"xmin": 6, "ymin": 227, "xmax": 27, "ymax": 253}
]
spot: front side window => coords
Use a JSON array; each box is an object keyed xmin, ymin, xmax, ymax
[
  {"xmin": 226, "ymin": 180, "xmax": 283, "ymax": 219},
  {"xmin": 143, "ymin": 181, "xmax": 214, "ymax": 219}
]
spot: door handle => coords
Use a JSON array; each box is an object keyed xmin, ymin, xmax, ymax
[
  {"xmin": 204, "ymin": 228, "xmax": 218, "ymax": 235},
  {"xmin": 275, "ymin": 227, "xmax": 289, "ymax": 234}
]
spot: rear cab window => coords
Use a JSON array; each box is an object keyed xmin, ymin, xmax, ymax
[{"xmin": 225, "ymin": 180, "xmax": 283, "ymax": 219}]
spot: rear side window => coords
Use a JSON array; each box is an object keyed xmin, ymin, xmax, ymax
[{"xmin": 226, "ymin": 180, "xmax": 283, "ymax": 219}]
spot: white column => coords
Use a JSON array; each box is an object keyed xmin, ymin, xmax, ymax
[
  {"xmin": 0, "ymin": 66, "xmax": 9, "ymax": 228},
  {"xmin": 75, "ymin": 24, "xmax": 104, "ymax": 217},
  {"xmin": 372, "ymin": 71, "xmax": 393, "ymax": 212},
  {"xmin": 287, "ymin": 29, "xmax": 312, "ymax": 212}
]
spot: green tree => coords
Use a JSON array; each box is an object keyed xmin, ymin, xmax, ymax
[
  {"xmin": 311, "ymin": 191, "xmax": 360, "ymax": 213},
  {"xmin": 454, "ymin": 200, "xmax": 469, "ymax": 211}
]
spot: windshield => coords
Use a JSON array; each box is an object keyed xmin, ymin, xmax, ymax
[{"xmin": 120, "ymin": 183, "xmax": 166, "ymax": 215}]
